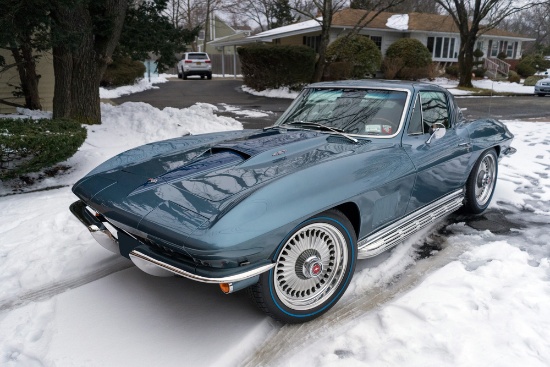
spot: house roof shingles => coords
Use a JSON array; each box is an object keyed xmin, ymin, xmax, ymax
[{"xmin": 331, "ymin": 8, "xmax": 530, "ymax": 40}]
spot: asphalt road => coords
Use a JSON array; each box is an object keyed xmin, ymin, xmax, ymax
[{"xmin": 113, "ymin": 77, "xmax": 550, "ymax": 127}]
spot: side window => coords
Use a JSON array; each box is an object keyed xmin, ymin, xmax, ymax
[
  {"xmin": 419, "ymin": 91, "xmax": 449, "ymax": 132},
  {"xmin": 407, "ymin": 94, "xmax": 423, "ymax": 135}
]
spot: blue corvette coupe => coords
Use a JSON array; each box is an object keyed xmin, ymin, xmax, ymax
[{"xmin": 71, "ymin": 80, "xmax": 516, "ymax": 323}]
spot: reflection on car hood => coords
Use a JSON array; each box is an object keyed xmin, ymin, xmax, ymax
[{"xmin": 72, "ymin": 129, "xmax": 386, "ymax": 230}]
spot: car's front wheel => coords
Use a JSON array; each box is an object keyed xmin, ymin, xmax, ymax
[
  {"xmin": 463, "ymin": 149, "xmax": 498, "ymax": 214},
  {"xmin": 248, "ymin": 209, "xmax": 357, "ymax": 323}
]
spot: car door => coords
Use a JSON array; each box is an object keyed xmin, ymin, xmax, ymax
[{"xmin": 401, "ymin": 89, "xmax": 472, "ymax": 212}]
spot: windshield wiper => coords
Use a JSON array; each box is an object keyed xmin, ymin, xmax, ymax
[{"xmin": 283, "ymin": 121, "xmax": 358, "ymax": 143}]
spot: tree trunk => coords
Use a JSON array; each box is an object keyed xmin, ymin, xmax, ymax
[
  {"xmin": 458, "ymin": 34, "xmax": 476, "ymax": 88},
  {"xmin": 51, "ymin": 0, "xmax": 128, "ymax": 124},
  {"xmin": 312, "ymin": 4, "xmax": 333, "ymax": 82},
  {"xmin": 10, "ymin": 39, "xmax": 42, "ymax": 110},
  {"xmin": 52, "ymin": 45, "xmax": 72, "ymax": 119}
]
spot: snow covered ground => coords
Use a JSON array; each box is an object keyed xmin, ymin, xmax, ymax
[{"xmin": 1, "ymin": 81, "xmax": 550, "ymax": 366}]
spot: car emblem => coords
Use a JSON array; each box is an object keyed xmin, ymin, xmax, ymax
[
  {"xmin": 147, "ymin": 178, "xmax": 158, "ymax": 183},
  {"xmin": 272, "ymin": 150, "xmax": 286, "ymax": 156}
]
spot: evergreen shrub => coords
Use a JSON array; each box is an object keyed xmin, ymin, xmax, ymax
[
  {"xmin": 238, "ymin": 44, "xmax": 315, "ymax": 90},
  {"xmin": 0, "ymin": 118, "xmax": 86, "ymax": 179},
  {"xmin": 524, "ymin": 75, "xmax": 546, "ymax": 86},
  {"xmin": 384, "ymin": 38, "xmax": 432, "ymax": 79},
  {"xmin": 473, "ymin": 68, "xmax": 486, "ymax": 78},
  {"xmin": 516, "ymin": 54, "xmax": 550, "ymax": 77},
  {"xmin": 325, "ymin": 35, "xmax": 382, "ymax": 78},
  {"xmin": 445, "ymin": 65, "xmax": 459, "ymax": 77},
  {"xmin": 507, "ymin": 70, "xmax": 520, "ymax": 83},
  {"xmin": 101, "ymin": 56, "xmax": 146, "ymax": 87}
]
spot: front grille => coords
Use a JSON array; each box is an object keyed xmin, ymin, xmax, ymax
[{"xmin": 145, "ymin": 236, "xmax": 196, "ymax": 264}]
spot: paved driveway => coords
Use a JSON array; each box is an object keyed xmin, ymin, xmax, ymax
[
  {"xmin": 115, "ymin": 78, "xmax": 292, "ymax": 129},
  {"xmin": 114, "ymin": 77, "xmax": 550, "ymax": 128}
]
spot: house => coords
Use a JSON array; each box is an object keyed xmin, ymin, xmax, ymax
[
  {"xmin": 0, "ymin": 49, "xmax": 55, "ymax": 115},
  {"xmin": 192, "ymin": 15, "xmax": 251, "ymax": 76},
  {"xmin": 243, "ymin": 8, "xmax": 534, "ymax": 77}
]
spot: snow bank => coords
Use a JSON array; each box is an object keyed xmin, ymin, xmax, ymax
[
  {"xmin": 242, "ymin": 85, "xmax": 299, "ymax": 99},
  {"xmin": 99, "ymin": 73, "xmax": 175, "ymax": 99},
  {"xmin": 0, "ymin": 102, "xmax": 242, "ymax": 195}
]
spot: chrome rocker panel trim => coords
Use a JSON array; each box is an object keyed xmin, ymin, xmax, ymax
[
  {"xmin": 129, "ymin": 250, "xmax": 275, "ymax": 283},
  {"xmin": 357, "ymin": 189, "xmax": 464, "ymax": 259}
]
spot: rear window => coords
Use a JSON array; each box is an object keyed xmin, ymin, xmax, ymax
[{"xmin": 187, "ymin": 53, "xmax": 209, "ymax": 60}]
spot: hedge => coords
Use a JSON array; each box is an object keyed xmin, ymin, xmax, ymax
[
  {"xmin": 101, "ymin": 56, "xmax": 146, "ymax": 87},
  {"xmin": 384, "ymin": 38, "xmax": 432, "ymax": 80},
  {"xmin": 238, "ymin": 44, "xmax": 315, "ymax": 90},
  {"xmin": 0, "ymin": 118, "xmax": 87, "ymax": 180},
  {"xmin": 325, "ymin": 35, "xmax": 382, "ymax": 79}
]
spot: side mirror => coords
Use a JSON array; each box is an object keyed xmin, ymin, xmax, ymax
[{"xmin": 426, "ymin": 123, "xmax": 446, "ymax": 144}]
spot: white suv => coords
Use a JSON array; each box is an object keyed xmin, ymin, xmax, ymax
[{"xmin": 177, "ymin": 52, "xmax": 212, "ymax": 80}]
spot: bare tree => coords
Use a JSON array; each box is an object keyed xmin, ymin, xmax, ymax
[
  {"xmin": 291, "ymin": 0, "xmax": 405, "ymax": 82},
  {"xmin": 501, "ymin": 3, "xmax": 550, "ymax": 54},
  {"xmin": 433, "ymin": 0, "xmax": 546, "ymax": 88}
]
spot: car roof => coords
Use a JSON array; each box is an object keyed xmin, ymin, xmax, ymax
[{"xmin": 307, "ymin": 79, "xmax": 446, "ymax": 93}]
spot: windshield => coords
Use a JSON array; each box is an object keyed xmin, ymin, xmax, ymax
[{"xmin": 277, "ymin": 88, "xmax": 408, "ymax": 137}]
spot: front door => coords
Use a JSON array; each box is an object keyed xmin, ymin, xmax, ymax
[{"xmin": 402, "ymin": 90, "xmax": 472, "ymax": 212}]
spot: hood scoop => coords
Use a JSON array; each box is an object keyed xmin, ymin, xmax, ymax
[
  {"xmin": 129, "ymin": 150, "xmax": 245, "ymax": 196},
  {"xmin": 213, "ymin": 130, "xmax": 319, "ymax": 157}
]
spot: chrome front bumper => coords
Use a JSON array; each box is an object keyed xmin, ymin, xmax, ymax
[
  {"xmin": 70, "ymin": 200, "xmax": 274, "ymax": 287},
  {"xmin": 69, "ymin": 200, "xmax": 119, "ymax": 254}
]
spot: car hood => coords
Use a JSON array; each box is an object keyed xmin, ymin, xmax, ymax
[{"xmin": 72, "ymin": 129, "xmax": 384, "ymax": 235}]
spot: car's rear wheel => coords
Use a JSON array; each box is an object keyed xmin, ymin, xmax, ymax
[
  {"xmin": 463, "ymin": 149, "xmax": 498, "ymax": 214},
  {"xmin": 177, "ymin": 69, "xmax": 182, "ymax": 79},
  {"xmin": 207, "ymin": 73, "xmax": 212, "ymax": 80},
  {"xmin": 183, "ymin": 73, "xmax": 188, "ymax": 80},
  {"xmin": 248, "ymin": 209, "xmax": 357, "ymax": 323},
  {"xmin": 537, "ymin": 93, "xmax": 546, "ymax": 97}
]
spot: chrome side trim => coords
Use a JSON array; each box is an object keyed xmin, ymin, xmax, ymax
[
  {"xmin": 357, "ymin": 189, "xmax": 464, "ymax": 259},
  {"xmin": 129, "ymin": 250, "xmax": 276, "ymax": 283}
]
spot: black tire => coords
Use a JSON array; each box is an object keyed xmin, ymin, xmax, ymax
[
  {"xmin": 537, "ymin": 93, "xmax": 545, "ymax": 97},
  {"xmin": 183, "ymin": 73, "xmax": 188, "ymax": 80},
  {"xmin": 463, "ymin": 149, "xmax": 498, "ymax": 214},
  {"xmin": 248, "ymin": 209, "xmax": 357, "ymax": 323},
  {"xmin": 177, "ymin": 69, "xmax": 182, "ymax": 79},
  {"xmin": 207, "ymin": 73, "xmax": 212, "ymax": 80}
]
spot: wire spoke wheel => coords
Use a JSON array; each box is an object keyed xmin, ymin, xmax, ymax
[
  {"xmin": 248, "ymin": 209, "xmax": 356, "ymax": 323},
  {"xmin": 474, "ymin": 153, "xmax": 496, "ymax": 207},
  {"xmin": 464, "ymin": 149, "xmax": 498, "ymax": 214},
  {"xmin": 274, "ymin": 223, "xmax": 348, "ymax": 310}
]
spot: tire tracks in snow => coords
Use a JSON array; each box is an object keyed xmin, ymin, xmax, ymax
[
  {"xmin": 0, "ymin": 257, "xmax": 133, "ymax": 312},
  {"xmin": 242, "ymin": 243, "xmax": 465, "ymax": 367}
]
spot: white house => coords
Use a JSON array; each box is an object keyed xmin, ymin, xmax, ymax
[{"xmin": 241, "ymin": 8, "xmax": 534, "ymax": 77}]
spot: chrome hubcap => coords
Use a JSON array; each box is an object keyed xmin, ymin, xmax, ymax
[
  {"xmin": 475, "ymin": 153, "xmax": 496, "ymax": 206},
  {"xmin": 274, "ymin": 223, "xmax": 348, "ymax": 311}
]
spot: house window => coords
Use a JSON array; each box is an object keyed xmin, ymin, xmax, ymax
[
  {"xmin": 435, "ymin": 37, "xmax": 442, "ymax": 57},
  {"xmin": 490, "ymin": 40, "xmax": 499, "ymax": 57},
  {"xmin": 506, "ymin": 42, "xmax": 514, "ymax": 58},
  {"xmin": 427, "ymin": 37, "xmax": 434, "ymax": 53},
  {"xmin": 476, "ymin": 41, "xmax": 484, "ymax": 53},
  {"xmin": 303, "ymin": 35, "xmax": 321, "ymax": 53},
  {"xmin": 427, "ymin": 36, "xmax": 457, "ymax": 59},
  {"xmin": 370, "ymin": 36, "xmax": 382, "ymax": 50},
  {"xmin": 512, "ymin": 42, "xmax": 518, "ymax": 59}
]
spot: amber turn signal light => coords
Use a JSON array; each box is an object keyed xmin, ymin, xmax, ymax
[{"xmin": 219, "ymin": 283, "xmax": 231, "ymax": 294}]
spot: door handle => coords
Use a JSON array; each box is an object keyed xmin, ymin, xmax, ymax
[{"xmin": 458, "ymin": 142, "xmax": 472, "ymax": 148}]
